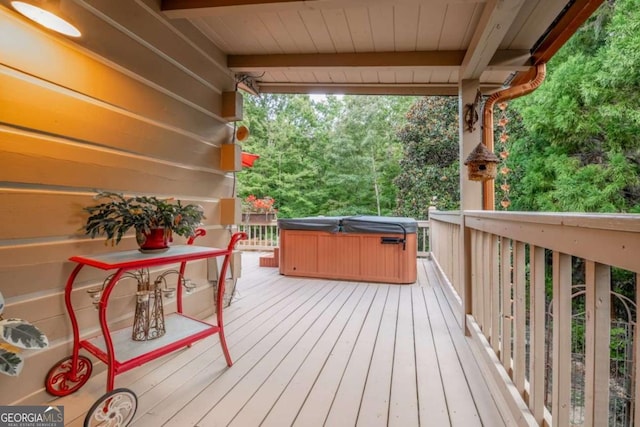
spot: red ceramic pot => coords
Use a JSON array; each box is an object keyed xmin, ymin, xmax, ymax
[{"xmin": 136, "ymin": 228, "xmax": 172, "ymax": 251}]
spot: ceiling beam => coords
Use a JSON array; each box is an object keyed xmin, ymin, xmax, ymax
[
  {"xmin": 460, "ymin": 0, "xmax": 527, "ymax": 80},
  {"xmin": 228, "ymin": 50, "xmax": 527, "ymax": 72},
  {"xmin": 257, "ymin": 82, "xmax": 502, "ymax": 96},
  {"xmin": 161, "ymin": 0, "xmax": 487, "ymax": 18}
]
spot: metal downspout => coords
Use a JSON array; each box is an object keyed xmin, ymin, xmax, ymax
[{"xmin": 481, "ymin": 63, "xmax": 547, "ymax": 210}]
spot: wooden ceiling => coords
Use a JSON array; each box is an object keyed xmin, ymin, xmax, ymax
[{"xmin": 161, "ymin": 0, "xmax": 604, "ymax": 95}]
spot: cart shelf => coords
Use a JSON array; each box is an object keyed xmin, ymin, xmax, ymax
[
  {"xmin": 81, "ymin": 313, "xmax": 219, "ymax": 374},
  {"xmin": 70, "ymin": 245, "xmax": 228, "ymax": 270}
]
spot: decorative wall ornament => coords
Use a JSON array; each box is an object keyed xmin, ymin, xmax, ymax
[
  {"xmin": 464, "ymin": 89, "xmax": 482, "ymax": 132},
  {"xmin": 496, "ymin": 102, "xmax": 511, "ymax": 209}
]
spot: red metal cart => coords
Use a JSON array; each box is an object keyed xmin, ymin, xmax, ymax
[{"xmin": 45, "ymin": 231, "xmax": 246, "ymax": 426}]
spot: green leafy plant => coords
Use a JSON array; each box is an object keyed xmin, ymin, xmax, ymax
[
  {"xmin": 84, "ymin": 191, "xmax": 205, "ymax": 245},
  {"xmin": 0, "ymin": 291, "xmax": 48, "ymax": 376}
]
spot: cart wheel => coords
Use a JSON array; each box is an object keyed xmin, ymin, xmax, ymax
[
  {"xmin": 45, "ymin": 355, "xmax": 93, "ymax": 396},
  {"xmin": 84, "ymin": 388, "xmax": 138, "ymax": 427}
]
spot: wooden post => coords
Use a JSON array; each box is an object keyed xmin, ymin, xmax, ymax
[
  {"xmin": 459, "ymin": 79, "xmax": 483, "ymax": 211},
  {"xmin": 635, "ymin": 273, "xmax": 640, "ymax": 427},
  {"xmin": 500, "ymin": 238, "xmax": 512, "ymax": 370},
  {"xmin": 529, "ymin": 245, "xmax": 546, "ymax": 423},
  {"xmin": 463, "ymin": 216, "xmax": 473, "ymax": 334},
  {"xmin": 459, "ymin": 80, "xmax": 483, "ymax": 333},
  {"xmin": 584, "ymin": 261, "xmax": 611, "ymax": 426},
  {"xmin": 552, "ymin": 251, "xmax": 572, "ymax": 426},
  {"xmin": 513, "ymin": 241, "xmax": 526, "ymax": 394},
  {"xmin": 490, "ymin": 234, "xmax": 500, "ymax": 354}
]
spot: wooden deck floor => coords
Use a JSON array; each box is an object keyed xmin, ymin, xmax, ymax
[{"xmin": 53, "ymin": 252, "xmax": 506, "ymax": 427}]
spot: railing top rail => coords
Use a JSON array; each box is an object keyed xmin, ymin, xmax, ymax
[
  {"xmin": 432, "ymin": 210, "xmax": 639, "ymax": 272},
  {"xmin": 463, "ymin": 210, "xmax": 640, "ymax": 233},
  {"xmin": 429, "ymin": 209, "xmax": 640, "ymax": 233},
  {"xmin": 429, "ymin": 211, "xmax": 462, "ymax": 225}
]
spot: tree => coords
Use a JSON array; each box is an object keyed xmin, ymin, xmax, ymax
[
  {"xmin": 238, "ymin": 94, "xmax": 415, "ymax": 217},
  {"xmin": 394, "ymin": 97, "xmax": 460, "ymax": 219},
  {"xmin": 505, "ymin": 0, "xmax": 640, "ymax": 213}
]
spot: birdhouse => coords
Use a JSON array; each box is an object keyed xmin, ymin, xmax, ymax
[{"xmin": 464, "ymin": 143, "xmax": 500, "ymax": 181}]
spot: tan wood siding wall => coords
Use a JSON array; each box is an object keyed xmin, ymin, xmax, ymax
[{"xmin": 0, "ymin": 2, "xmax": 236, "ymax": 405}]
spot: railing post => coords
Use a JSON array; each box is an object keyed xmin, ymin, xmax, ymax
[
  {"xmin": 584, "ymin": 261, "xmax": 611, "ymax": 426},
  {"xmin": 529, "ymin": 245, "xmax": 546, "ymax": 423},
  {"xmin": 462, "ymin": 213, "xmax": 473, "ymax": 335},
  {"xmin": 636, "ymin": 272, "xmax": 640, "ymax": 427},
  {"xmin": 428, "ymin": 206, "xmax": 435, "ymax": 257},
  {"xmin": 552, "ymin": 251, "xmax": 572, "ymax": 426}
]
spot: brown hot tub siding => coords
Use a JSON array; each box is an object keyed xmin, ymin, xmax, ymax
[{"xmin": 278, "ymin": 230, "xmax": 417, "ymax": 284}]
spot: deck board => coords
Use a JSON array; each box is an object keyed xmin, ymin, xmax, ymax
[
  {"xmin": 49, "ymin": 252, "xmax": 506, "ymax": 427},
  {"xmin": 388, "ymin": 285, "xmax": 419, "ymax": 427},
  {"xmin": 287, "ymin": 285, "xmax": 379, "ymax": 427},
  {"xmin": 323, "ymin": 285, "xmax": 390, "ymax": 427},
  {"xmin": 229, "ymin": 283, "xmax": 367, "ymax": 426},
  {"xmin": 357, "ymin": 285, "xmax": 399, "ymax": 426}
]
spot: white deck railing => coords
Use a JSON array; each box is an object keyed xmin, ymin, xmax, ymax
[
  {"xmin": 429, "ymin": 210, "xmax": 640, "ymax": 427},
  {"xmin": 237, "ymin": 223, "xmax": 280, "ymax": 250},
  {"xmin": 237, "ymin": 220, "xmax": 431, "ymax": 256}
]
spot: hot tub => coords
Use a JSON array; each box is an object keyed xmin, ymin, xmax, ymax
[{"xmin": 278, "ymin": 216, "xmax": 417, "ymax": 284}]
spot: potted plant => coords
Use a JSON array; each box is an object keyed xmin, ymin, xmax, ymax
[
  {"xmin": 0, "ymin": 291, "xmax": 48, "ymax": 376},
  {"xmin": 242, "ymin": 195, "xmax": 277, "ymax": 224},
  {"xmin": 83, "ymin": 191, "xmax": 205, "ymax": 251}
]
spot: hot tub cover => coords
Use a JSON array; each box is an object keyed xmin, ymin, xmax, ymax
[
  {"xmin": 277, "ymin": 216, "xmax": 345, "ymax": 233},
  {"xmin": 341, "ymin": 216, "xmax": 417, "ymax": 234},
  {"xmin": 278, "ymin": 215, "xmax": 417, "ymax": 234}
]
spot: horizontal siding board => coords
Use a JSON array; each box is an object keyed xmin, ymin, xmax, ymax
[
  {"xmin": 0, "ymin": 227, "xmax": 229, "ymax": 270},
  {"xmin": 0, "ymin": 69, "xmax": 230, "ymax": 170},
  {"xmin": 0, "ymin": 191, "xmax": 225, "ymax": 240},
  {"xmin": 0, "ymin": 132, "xmax": 232, "ymax": 198}
]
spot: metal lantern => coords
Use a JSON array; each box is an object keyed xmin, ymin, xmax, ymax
[
  {"xmin": 132, "ymin": 275, "xmax": 165, "ymax": 341},
  {"xmin": 464, "ymin": 143, "xmax": 500, "ymax": 182}
]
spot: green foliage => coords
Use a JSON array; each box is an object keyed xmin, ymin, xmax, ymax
[
  {"xmin": 84, "ymin": 191, "xmax": 205, "ymax": 245},
  {"xmin": 1, "ymin": 319, "xmax": 48, "ymax": 349},
  {"xmin": 237, "ymin": 94, "xmax": 415, "ymax": 217},
  {"xmin": 506, "ymin": 0, "xmax": 640, "ymax": 212},
  {"xmin": 0, "ymin": 347, "xmax": 23, "ymax": 376},
  {"xmin": 394, "ymin": 97, "xmax": 460, "ymax": 218},
  {"xmin": 0, "ymin": 290, "xmax": 48, "ymax": 376}
]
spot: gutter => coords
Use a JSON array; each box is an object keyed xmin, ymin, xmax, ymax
[{"xmin": 481, "ymin": 63, "xmax": 547, "ymax": 210}]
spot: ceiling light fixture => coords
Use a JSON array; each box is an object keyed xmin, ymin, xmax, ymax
[{"xmin": 11, "ymin": 1, "xmax": 81, "ymax": 38}]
